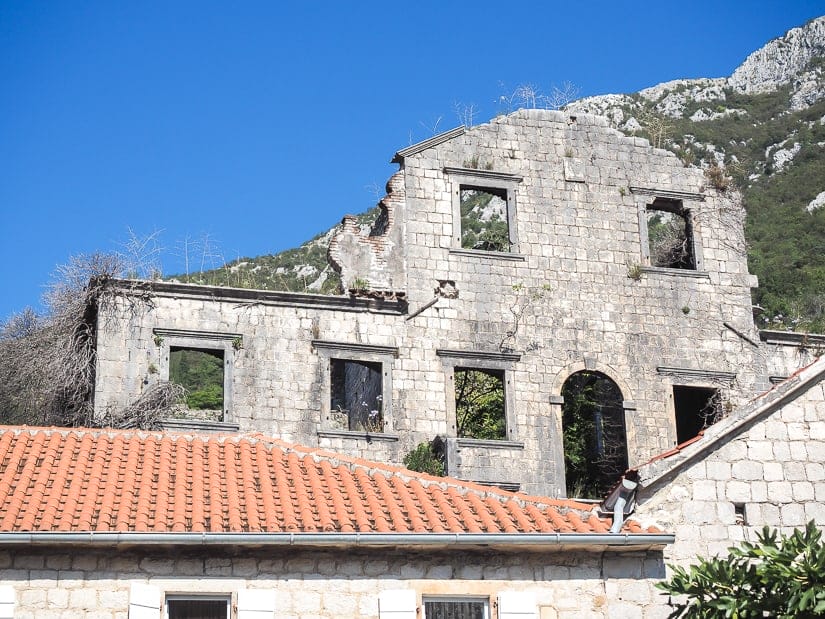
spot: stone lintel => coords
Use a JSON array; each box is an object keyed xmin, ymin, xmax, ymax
[
  {"xmin": 316, "ymin": 430, "xmax": 399, "ymax": 442},
  {"xmin": 448, "ymin": 248, "xmax": 527, "ymax": 262},
  {"xmin": 630, "ymin": 186, "xmax": 706, "ymax": 202},
  {"xmin": 312, "ymin": 340, "xmax": 399, "ymax": 357},
  {"xmin": 443, "ymin": 167, "xmax": 524, "ymax": 183},
  {"xmin": 153, "ymin": 328, "xmax": 243, "ymax": 342},
  {"xmin": 436, "ymin": 349, "xmax": 522, "ymax": 363},
  {"xmin": 455, "ymin": 438, "xmax": 525, "ymax": 450},
  {"xmin": 656, "ymin": 366, "xmax": 736, "ymax": 385}
]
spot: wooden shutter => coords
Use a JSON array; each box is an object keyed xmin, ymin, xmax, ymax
[
  {"xmin": 237, "ymin": 590, "xmax": 276, "ymax": 619},
  {"xmin": 0, "ymin": 585, "xmax": 14, "ymax": 619},
  {"xmin": 497, "ymin": 591, "xmax": 536, "ymax": 619},
  {"xmin": 128, "ymin": 583, "xmax": 161, "ymax": 619},
  {"xmin": 378, "ymin": 589, "xmax": 417, "ymax": 619}
]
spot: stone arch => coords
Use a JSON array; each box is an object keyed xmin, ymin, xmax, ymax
[
  {"xmin": 551, "ymin": 361, "xmax": 634, "ymax": 402},
  {"xmin": 559, "ymin": 369, "xmax": 629, "ymax": 499}
]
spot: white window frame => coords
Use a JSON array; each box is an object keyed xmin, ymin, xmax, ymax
[{"xmin": 422, "ymin": 596, "xmax": 490, "ymax": 619}]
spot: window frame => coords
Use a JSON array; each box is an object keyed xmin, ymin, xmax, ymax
[
  {"xmin": 436, "ymin": 349, "xmax": 520, "ymax": 443},
  {"xmin": 153, "ymin": 328, "xmax": 241, "ymax": 424},
  {"xmin": 164, "ymin": 594, "xmax": 231, "ymax": 619},
  {"xmin": 634, "ymin": 190, "xmax": 705, "ymax": 273},
  {"xmin": 444, "ymin": 167, "xmax": 522, "ymax": 255},
  {"xmin": 422, "ymin": 596, "xmax": 490, "ymax": 619},
  {"xmin": 313, "ymin": 340, "xmax": 398, "ymax": 436}
]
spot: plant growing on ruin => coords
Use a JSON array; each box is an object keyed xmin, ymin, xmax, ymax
[
  {"xmin": 647, "ymin": 209, "xmax": 694, "ymax": 269},
  {"xmin": 499, "ymin": 283, "xmax": 550, "ymax": 352},
  {"xmin": 350, "ymin": 277, "xmax": 370, "ymax": 292},
  {"xmin": 403, "ymin": 440, "xmax": 445, "ymax": 476},
  {"xmin": 705, "ymin": 162, "xmax": 730, "ymax": 191},
  {"xmin": 658, "ymin": 521, "xmax": 825, "ymax": 618}
]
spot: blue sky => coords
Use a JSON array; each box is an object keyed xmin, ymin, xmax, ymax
[{"xmin": 1, "ymin": 1, "xmax": 823, "ymax": 319}]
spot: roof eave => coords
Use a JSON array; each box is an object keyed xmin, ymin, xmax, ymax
[
  {"xmin": 0, "ymin": 531, "xmax": 674, "ymax": 551},
  {"xmin": 392, "ymin": 126, "xmax": 466, "ymax": 163}
]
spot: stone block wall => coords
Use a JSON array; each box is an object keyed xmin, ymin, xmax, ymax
[
  {"xmin": 0, "ymin": 546, "xmax": 672, "ymax": 618},
  {"xmin": 634, "ymin": 370, "xmax": 825, "ymax": 564},
  {"xmin": 94, "ymin": 110, "xmax": 775, "ymax": 497}
]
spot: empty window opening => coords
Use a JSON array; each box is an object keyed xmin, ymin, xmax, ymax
[
  {"xmin": 330, "ymin": 359, "xmax": 384, "ymax": 432},
  {"xmin": 169, "ymin": 347, "xmax": 225, "ymax": 421},
  {"xmin": 646, "ymin": 198, "xmax": 695, "ymax": 269},
  {"xmin": 734, "ymin": 503, "xmax": 747, "ymax": 525},
  {"xmin": 460, "ymin": 186, "xmax": 510, "ymax": 252},
  {"xmin": 454, "ymin": 368, "xmax": 506, "ymax": 440},
  {"xmin": 674, "ymin": 385, "xmax": 721, "ymax": 444},
  {"xmin": 166, "ymin": 597, "xmax": 229, "ymax": 619},
  {"xmin": 424, "ymin": 598, "xmax": 489, "ymax": 619},
  {"xmin": 562, "ymin": 371, "xmax": 628, "ymax": 499}
]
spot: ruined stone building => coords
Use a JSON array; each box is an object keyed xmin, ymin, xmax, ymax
[{"xmin": 93, "ymin": 109, "xmax": 814, "ymax": 498}]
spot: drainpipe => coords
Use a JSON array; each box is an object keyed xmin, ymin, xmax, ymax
[
  {"xmin": 0, "ymin": 531, "xmax": 673, "ymax": 548},
  {"xmin": 608, "ymin": 473, "xmax": 640, "ymax": 534}
]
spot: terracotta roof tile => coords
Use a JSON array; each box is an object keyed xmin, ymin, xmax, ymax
[{"xmin": 0, "ymin": 426, "xmax": 659, "ymax": 535}]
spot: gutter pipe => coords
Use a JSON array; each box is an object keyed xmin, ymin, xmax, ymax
[{"xmin": 0, "ymin": 531, "xmax": 673, "ymax": 548}]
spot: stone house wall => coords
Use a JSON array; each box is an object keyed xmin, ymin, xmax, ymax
[
  {"xmin": 94, "ymin": 109, "xmax": 789, "ymax": 497},
  {"xmin": 0, "ymin": 545, "xmax": 671, "ymax": 619},
  {"xmin": 634, "ymin": 365, "xmax": 825, "ymax": 565}
]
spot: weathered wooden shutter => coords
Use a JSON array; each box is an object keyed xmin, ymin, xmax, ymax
[
  {"xmin": 128, "ymin": 583, "xmax": 161, "ymax": 619},
  {"xmin": 237, "ymin": 589, "xmax": 276, "ymax": 619},
  {"xmin": 0, "ymin": 585, "xmax": 14, "ymax": 619},
  {"xmin": 378, "ymin": 589, "xmax": 417, "ymax": 619},
  {"xmin": 497, "ymin": 591, "xmax": 537, "ymax": 619}
]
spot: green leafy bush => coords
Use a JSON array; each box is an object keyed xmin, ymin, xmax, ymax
[
  {"xmin": 658, "ymin": 521, "xmax": 825, "ymax": 618},
  {"xmin": 403, "ymin": 441, "xmax": 445, "ymax": 476}
]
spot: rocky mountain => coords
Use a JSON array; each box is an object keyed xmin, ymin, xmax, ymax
[
  {"xmin": 190, "ymin": 16, "xmax": 825, "ymax": 332},
  {"xmin": 567, "ymin": 16, "xmax": 825, "ymax": 332}
]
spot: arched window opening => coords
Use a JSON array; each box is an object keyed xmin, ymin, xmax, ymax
[{"xmin": 561, "ymin": 371, "xmax": 628, "ymax": 499}]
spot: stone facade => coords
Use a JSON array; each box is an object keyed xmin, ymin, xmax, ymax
[
  {"xmin": 634, "ymin": 356, "xmax": 825, "ymax": 565},
  {"xmin": 94, "ymin": 109, "xmax": 797, "ymax": 497},
  {"xmin": 0, "ymin": 545, "xmax": 671, "ymax": 619}
]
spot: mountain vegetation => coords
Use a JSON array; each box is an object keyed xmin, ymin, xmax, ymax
[
  {"xmin": 568, "ymin": 17, "xmax": 825, "ymax": 332},
  {"xmin": 180, "ymin": 18, "xmax": 825, "ymax": 334}
]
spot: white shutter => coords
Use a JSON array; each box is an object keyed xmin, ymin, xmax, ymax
[
  {"xmin": 128, "ymin": 583, "xmax": 161, "ymax": 619},
  {"xmin": 498, "ymin": 591, "xmax": 537, "ymax": 619},
  {"xmin": 237, "ymin": 589, "xmax": 276, "ymax": 619},
  {"xmin": 0, "ymin": 585, "xmax": 14, "ymax": 619},
  {"xmin": 378, "ymin": 589, "xmax": 417, "ymax": 619}
]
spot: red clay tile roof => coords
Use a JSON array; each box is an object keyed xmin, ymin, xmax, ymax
[{"xmin": 0, "ymin": 426, "xmax": 658, "ymax": 535}]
